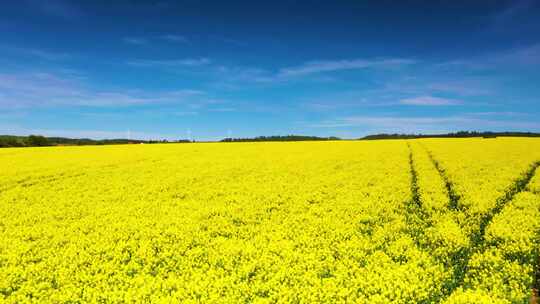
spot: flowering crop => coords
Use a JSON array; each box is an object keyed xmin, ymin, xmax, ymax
[{"xmin": 0, "ymin": 138, "xmax": 539, "ymax": 303}]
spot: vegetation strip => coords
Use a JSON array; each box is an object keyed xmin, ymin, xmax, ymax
[
  {"xmin": 404, "ymin": 144, "xmax": 433, "ymax": 247},
  {"xmin": 412, "ymin": 144, "xmax": 466, "ymax": 296},
  {"xmin": 473, "ymin": 161, "xmax": 540, "ymax": 245},
  {"xmin": 361, "ymin": 131, "xmax": 540, "ymax": 140},
  {"xmin": 537, "ymin": 218, "xmax": 540, "ymax": 302},
  {"xmin": 425, "ymin": 150, "xmax": 540, "ymax": 298},
  {"xmin": 406, "ymin": 143, "xmax": 475, "ymax": 299},
  {"xmin": 422, "ymin": 147, "xmax": 462, "ymax": 212},
  {"xmin": 535, "ymin": 252, "xmax": 540, "ymax": 303},
  {"xmin": 407, "ymin": 143, "xmax": 421, "ymax": 209}
]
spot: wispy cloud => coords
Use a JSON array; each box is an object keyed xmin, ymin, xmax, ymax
[
  {"xmin": 123, "ymin": 34, "xmax": 188, "ymax": 46},
  {"xmin": 427, "ymin": 82, "xmax": 492, "ymax": 96},
  {"xmin": 311, "ymin": 116, "xmax": 468, "ymax": 129},
  {"xmin": 213, "ymin": 66, "xmax": 276, "ymax": 83},
  {"xmin": 78, "ymin": 90, "xmax": 205, "ymax": 107},
  {"xmin": 24, "ymin": 0, "xmax": 82, "ymax": 19},
  {"xmin": 210, "ymin": 58, "xmax": 416, "ymax": 87},
  {"xmin": 122, "ymin": 37, "xmax": 148, "ymax": 45},
  {"xmin": 210, "ymin": 36, "xmax": 248, "ymax": 47},
  {"xmin": 300, "ymin": 90, "xmax": 383, "ymax": 111},
  {"xmin": 26, "ymin": 49, "xmax": 71, "ymax": 60},
  {"xmin": 436, "ymin": 43, "xmax": 540, "ymax": 70},
  {"xmin": 208, "ymin": 107, "xmax": 236, "ymax": 112},
  {"xmin": 123, "ymin": 56, "xmax": 416, "ymax": 88},
  {"xmin": 0, "ymin": 126, "xmax": 179, "ymax": 140},
  {"xmin": 310, "ymin": 115, "xmax": 540, "ymax": 133},
  {"xmin": 127, "ymin": 58, "xmax": 211, "ymax": 67},
  {"xmin": 160, "ymin": 34, "xmax": 188, "ymax": 43},
  {"xmin": 400, "ymin": 96, "xmax": 461, "ymax": 106},
  {"xmin": 496, "ymin": 43, "xmax": 540, "ymax": 66},
  {"xmin": 0, "ymin": 72, "xmax": 210, "ymax": 108},
  {"xmin": 0, "ymin": 45, "xmax": 71, "ymax": 61},
  {"xmin": 489, "ymin": 0, "xmax": 536, "ymax": 31},
  {"xmin": 464, "ymin": 111, "xmax": 531, "ymax": 117},
  {"xmin": 278, "ymin": 58, "xmax": 416, "ymax": 77},
  {"xmin": 172, "ymin": 111, "xmax": 198, "ymax": 116}
]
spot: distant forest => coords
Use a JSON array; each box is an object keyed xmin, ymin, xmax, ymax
[
  {"xmin": 2, "ymin": 131, "xmax": 540, "ymax": 148},
  {"xmin": 360, "ymin": 131, "xmax": 540, "ymax": 140},
  {"xmin": 0, "ymin": 135, "xmax": 191, "ymax": 148}
]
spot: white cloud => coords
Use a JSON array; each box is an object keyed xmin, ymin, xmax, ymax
[
  {"xmin": 465, "ymin": 111, "xmax": 531, "ymax": 117},
  {"xmin": 208, "ymin": 58, "xmax": 416, "ymax": 88},
  {"xmin": 301, "ymin": 91, "xmax": 379, "ymax": 111},
  {"xmin": 489, "ymin": 0, "xmax": 536, "ymax": 31},
  {"xmin": 124, "ymin": 57, "xmax": 414, "ymax": 87},
  {"xmin": 278, "ymin": 58, "xmax": 416, "ymax": 77},
  {"xmin": 497, "ymin": 43, "xmax": 540, "ymax": 66},
  {"xmin": 400, "ymin": 96, "xmax": 461, "ymax": 106},
  {"xmin": 0, "ymin": 126, "xmax": 178, "ymax": 140},
  {"xmin": 24, "ymin": 0, "xmax": 82, "ymax": 19},
  {"xmin": 127, "ymin": 58, "xmax": 211, "ymax": 67},
  {"xmin": 208, "ymin": 107, "xmax": 236, "ymax": 112},
  {"xmin": 172, "ymin": 111, "xmax": 198, "ymax": 116},
  {"xmin": 0, "ymin": 72, "xmax": 208, "ymax": 108},
  {"xmin": 212, "ymin": 36, "xmax": 248, "ymax": 47},
  {"xmin": 213, "ymin": 66, "xmax": 276, "ymax": 84},
  {"xmin": 124, "ymin": 34, "xmax": 190, "ymax": 46},
  {"xmin": 160, "ymin": 34, "xmax": 188, "ymax": 43},
  {"xmin": 436, "ymin": 43, "xmax": 540, "ymax": 70},
  {"xmin": 427, "ymin": 82, "xmax": 491, "ymax": 96},
  {"xmin": 309, "ymin": 115, "xmax": 540, "ymax": 133},
  {"xmin": 122, "ymin": 37, "xmax": 148, "ymax": 45},
  {"xmin": 0, "ymin": 45, "xmax": 71, "ymax": 61}
]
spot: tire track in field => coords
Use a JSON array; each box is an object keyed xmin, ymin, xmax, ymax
[
  {"xmin": 0, "ymin": 170, "xmax": 94, "ymax": 193},
  {"xmin": 405, "ymin": 143, "xmax": 431, "ymax": 242},
  {"xmin": 472, "ymin": 161, "xmax": 540, "ymax": 245},
  {"xmin": 405, "ymin": 143, "xmax": 445, "ymax": 303},
  {"xmin": 422, "ymin": 144, "xmax": 540, "ymax": 298},
  {"xmin": 407, "ymin": 143, "xmax": 421, "ymax": 209},
  {"xmin": 419, "ymin": 144, "xmax": 471, "ymax": 294},
  {"xmin": 534, "ymin": 251, "xmax": 540, "ymax": 304},
  {"xmin": 0, "ymin": 158, "xmax": 159, "ymax": 195},
  {"xmin": 468, "ymin": 163, "xmax": 540, "ymax": 303},
  {"xmin": 0, "ymin": 172, "xmax": 89, "ymax": 198},
  {"xmin": 411, "ymin": 143, "xmax": 468, "ymax": 295},
  {"xmin": 422, "ymin": 147, "xmax": 463, "ymax": 212}
]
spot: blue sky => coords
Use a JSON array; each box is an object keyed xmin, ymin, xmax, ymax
[{"xmin": 1, "ymin": 0, "xmax": 539, "ymax": 140}]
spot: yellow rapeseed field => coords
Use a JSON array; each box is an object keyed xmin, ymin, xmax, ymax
[{"xmin": 0, "ymin": 138, "xmax": 539, "ymax": 303}]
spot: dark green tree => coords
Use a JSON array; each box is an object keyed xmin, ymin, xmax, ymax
[{"xmin": 26, "ymin": 135, "xmax": 50, "ymax": 147}]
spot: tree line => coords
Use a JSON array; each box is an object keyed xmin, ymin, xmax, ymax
[
  {"xmin": 2, "ymin": 131, "xmax": 539, "ymax": 148},
  {"xmin": 360, "ymin": 131, "xmax": 540, "ymax": 140},
  {"xmin": 0, "ymin": 135, "xmax": 192, "ymax": 148}
]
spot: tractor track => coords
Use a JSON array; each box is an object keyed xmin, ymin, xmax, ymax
[{"xmin": 422, "ymin": 144, "xmax": 540, "ymax": 299}]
